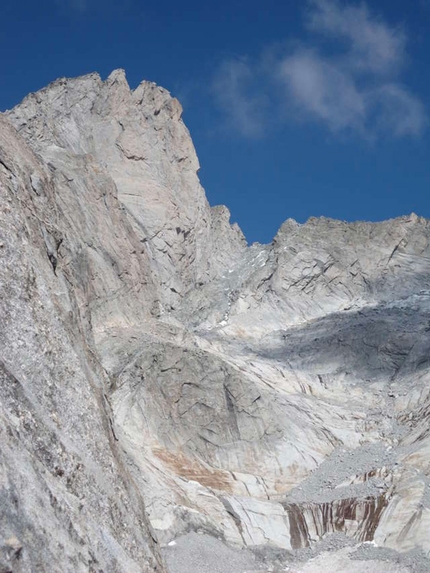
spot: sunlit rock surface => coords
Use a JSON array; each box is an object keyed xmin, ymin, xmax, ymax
[{"xmin": 1, "ymin": 70, "xmax": 430, "ymax": 572}]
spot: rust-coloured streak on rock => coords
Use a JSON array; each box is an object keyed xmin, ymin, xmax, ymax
[{"xmin": 153, "ymin": 446, "xmax": 233, "ymax": 493}]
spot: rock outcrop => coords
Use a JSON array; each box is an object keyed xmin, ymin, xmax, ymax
[{"xmin": 1, "ymin": 70, "xmax": 430, "ymax": 572}]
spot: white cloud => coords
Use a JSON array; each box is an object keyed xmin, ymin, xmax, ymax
[
  {"xmin": 307, "ymin": 0, "xmax": 405, "ymax": 74},
  {"xmin": 278, "ymin": 50, "xmax": 366, "ymax": 133},
  {"xmin": 213, "ymin": 0, "xmax": 426, "ymax": 140},
  {"xmin": 369, "ymin": 84, "xmax": 427, "ymax": 137},
  {"xmin": 277, "ymin": 48, "xmax": 426, "ymax": 138},
  {"xmin": 211, "ymin": 59, "xmax": 267, "ymax": 138}
]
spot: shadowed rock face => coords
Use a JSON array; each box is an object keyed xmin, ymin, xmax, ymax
[{"xmin": 1, "ymin": 70, "xmax": 430, "ymax": 572}]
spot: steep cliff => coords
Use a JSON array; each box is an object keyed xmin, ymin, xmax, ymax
[{"xmin": 1, "ymin": 70, "xmax": 430, "ymax": 573}]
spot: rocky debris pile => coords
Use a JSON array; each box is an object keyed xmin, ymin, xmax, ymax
[{"xmin": 1, "ymin": 70, "xmax": 430, "ymax": 572}]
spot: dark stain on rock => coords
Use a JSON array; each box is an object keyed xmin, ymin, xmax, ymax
[{"xmin": 284, "ymin": 494, "xmax": 389, "ymax": 549}]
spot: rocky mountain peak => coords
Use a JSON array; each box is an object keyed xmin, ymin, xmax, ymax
[{"xmin": 1, "ymin": 71, "xmax": 430, "ymax": 573}]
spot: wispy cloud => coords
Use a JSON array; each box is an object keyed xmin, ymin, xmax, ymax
[
  {"xmin": 307, "ymin": 0, "xmax": 405, "ymax": 74},
  {"xmin": 211, "ymin": 59, "xmax": 268, "ymax": 138},
  {"xmin": 278, "ymin": 49, "xmax": 366, "ymax": 134},
  {"xmin": 369, "ymin": 84, "xmax": 426, "ymax": 137},
  {"xmin": 212, "ymin": 0, "xmax": 426, "ymax": 140}
]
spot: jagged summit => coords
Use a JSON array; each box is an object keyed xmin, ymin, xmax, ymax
[{"xmin": 1, "ymin": 71, "xmax": 430, "ymax": 573}]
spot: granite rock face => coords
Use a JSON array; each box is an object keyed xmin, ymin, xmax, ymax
[{"xmin": 1, "ymin": 70, "xmax": 430, "ymax": 573}]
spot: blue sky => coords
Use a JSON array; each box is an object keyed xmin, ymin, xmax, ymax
[{"xmin": 1, "ymin": 0, "xmax": 430, "ymax": 243}]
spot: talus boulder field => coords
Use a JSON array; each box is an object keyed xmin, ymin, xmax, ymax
[{"xmin": 1, "ymin": 70, "xmax": 430, "ymax": 573}]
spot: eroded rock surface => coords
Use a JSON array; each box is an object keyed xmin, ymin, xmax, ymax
[{"xmin": 1, "ymin": 70, "xmax": 430, "ymax": 572}]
